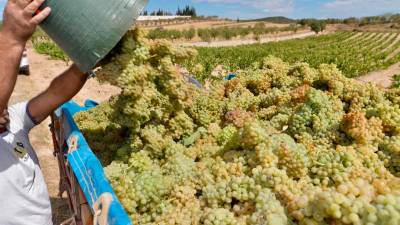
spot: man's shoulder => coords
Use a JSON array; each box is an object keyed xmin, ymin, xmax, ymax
[
  {"xmin": 9, "ymin": 101, "xmax": 28, "ymax": 111},
  {"xmin": 8, "ymin": 101, "xmax": 36, "ymax": 133}
]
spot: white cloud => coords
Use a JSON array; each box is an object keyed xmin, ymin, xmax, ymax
[
  {"xmin": 193, "ymin": 0, "xmax": 294, "ymax": 15},
  {"xmin": 325, "ymin": 0, "xmax": 398, "ymax": 8},
  {"xmin": 322, "ymin": 0, "xmax": 400, "ymax": 18}
]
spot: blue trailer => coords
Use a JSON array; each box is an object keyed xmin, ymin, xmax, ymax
[{"xmin": 51, "ymin": 100, "xmax": 132, "ymax": 225}]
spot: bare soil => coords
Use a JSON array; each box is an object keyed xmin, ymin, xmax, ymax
[
  {"xmin": 357, "ymin": 62, "xmax": 400, "ymax": 88},
  {"xmin": 9, "ymin": 45, "xmax": 119, "ymax": 225}
]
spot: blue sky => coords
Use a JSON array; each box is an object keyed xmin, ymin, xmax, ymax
[
  {"xmin": 145, "ymin": 0, "xmax": 400, "ymax": 19},
  {"xmin": 0, "ymin": 0, "xmax": 5, "ymax": 19},
  {"xmin": 0, "ymin": 0, "xmax": 399, "ymax": 20}
]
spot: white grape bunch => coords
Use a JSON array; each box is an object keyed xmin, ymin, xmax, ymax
[{"xmin": 75, "ymin": 28, "xmax": 400, "ymax": 225}]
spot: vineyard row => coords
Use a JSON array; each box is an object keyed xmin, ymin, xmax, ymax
[{"xmin": 184, "ymin": 31, "xmax": 400, "ymax": 80}]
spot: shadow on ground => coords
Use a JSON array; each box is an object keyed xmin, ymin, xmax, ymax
[{"xmin": 51, "ymin": 197, "xmax": 71, "ymax": 225}]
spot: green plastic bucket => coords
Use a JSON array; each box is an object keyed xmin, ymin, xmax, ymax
[{"xmin": 39, "ymin": 0, "xmax": 148, "ymax": 72}]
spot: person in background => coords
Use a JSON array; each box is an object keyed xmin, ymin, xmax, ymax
[
  {"xmin": 0, "ymin": 0, "xmax": 90, "ymax": 224},
  {"xmin": 19, "ymin": 48, "xmax": 30, "ymax": 75}
]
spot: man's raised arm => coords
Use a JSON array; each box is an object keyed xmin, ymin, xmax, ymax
[
  {"xmin": 28, "ymin": 65, "xmax": 89, "ymax": 124},
  {"xmin": 0, "ymin": 0, "xmax": 51, "ymax": 113}
]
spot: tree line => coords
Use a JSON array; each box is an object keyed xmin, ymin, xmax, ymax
[
  {"xmin": 298, "ymin": 14, "xmax": 400, "ymax": 27},
  {"xmin": 297, "ymin": 14, "xmax": 400, "ymax": 34},
  {"xmin": 141, "ymin": 5, "xmax": 196, "ymax": 17}
]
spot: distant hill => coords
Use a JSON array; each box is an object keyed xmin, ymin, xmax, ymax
[{"xmin": 246, "ymin": 16, "xmax": 296, "ymax": 24}]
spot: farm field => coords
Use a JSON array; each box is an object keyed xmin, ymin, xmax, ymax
[
  {"xmin": 185, "ymin": 31, "xmax": 400, "ymax": 80},
  {"xmin": 34, "ymin": 30, "xmax": 400, "ymax": 84},
  {"xmin": 146, "ymin": 23, "xmax": 302, "ymax": 43}
]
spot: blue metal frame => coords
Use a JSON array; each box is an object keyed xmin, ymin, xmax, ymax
[{"xmin": 55, "ymin": 100, "xmax": 132, "ymax": 225}]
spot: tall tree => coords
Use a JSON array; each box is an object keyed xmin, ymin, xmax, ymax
[
  {"xmin": 310, "ymin": 21, "xmax": 326, "ymax": 34},
  {"xmin": 176, "ymin": 7, "xmax": 182, "ymax": 16}
]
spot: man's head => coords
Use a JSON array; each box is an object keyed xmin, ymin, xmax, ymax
[{"xmin": 0, "ymin": 109, "xmax": 10, "ymax": 134}]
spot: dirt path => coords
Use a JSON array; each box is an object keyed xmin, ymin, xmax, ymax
[
  {"xmin": 357, "ymin": 62, "xmax": 400, "ymax": 88},
  {"xmin": 180, "ymin": 30, "xmax": 318, "ymax": 47},
  {"xmin": 10, "ymin": 46, "xmax": 119, "ymax": 225}
]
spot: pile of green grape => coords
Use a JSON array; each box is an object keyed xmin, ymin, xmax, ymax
[{"xmin": 75, "ymin": 29, "xmax": 400, "ymax": 225}]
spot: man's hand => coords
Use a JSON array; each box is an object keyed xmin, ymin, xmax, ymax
[
  {"xmin": 0, "ymin": 109, "xmax": 10, "ymax": 129},
  {"xmin": 0, "ymin": 0, "xmax": 51, "ymax": 114},
  {"xmin": 2, "ymin": 0, "xmax": 51, "ymax": 45}
]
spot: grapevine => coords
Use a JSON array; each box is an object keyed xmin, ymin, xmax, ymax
[{"xmin": 185, "ymin": 31, "xmax": 400, "ymax": 80}]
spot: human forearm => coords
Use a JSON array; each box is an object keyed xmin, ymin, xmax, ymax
[
  {"xmin": 0, "ymin": 32, "xmax": 25, "ymax": 112},
  {"xmin": 48, "ymin": 65, "xmax": 89, "ymax": 103},
  {"xmin": 28, "ymin": 65, "xmax": 89, "ymax": 123}
]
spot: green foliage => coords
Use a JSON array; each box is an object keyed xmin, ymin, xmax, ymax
[
  {"xmin": 183, "ymin": 28, "xmax": 196, "ymax": 40},
  {"xmin": 31, "ymin": 28, "xmax": 68, "ymax": 61},
  {"xmin": 76, "ymin": 29, "xmax": 400, "ymax": 225},
  {"xmin": 147, "ymin": 9, "xmax": 173, "ymax": 16},
  {"xmin": 33, "ymin": 41, "xmax": 69, "ymax": 61},
  {"xmin": 145, "ymin": 5, "xmax": 197, "ymax": 17},
  {"xmin": 392, "ymin": 74, "xmax": 400, "ymax": 88},
  {"xmin": 297, "ymin": 14, "xmax": 400, "ymax": 26},
  {"xmin": 147, "ymin": 28, "xmax": 182, "ymax": 40},
  {"xmin": 198, "ymin": 28, "xmax": 212, "ymax": 42},
  {"xmin": 310, "ymin": 20, "xmax": 326, "ymax": 33},
  {"xmin": 176, "ymin": 5, "xmax": 197, "ymax": 17},
  {"xmin": 146, "ymin": 25, "xmax": 299, "ymax": 41},
  {"xmin": 184, "ymin": 31, "xmax": 400, "ymax": 80}
]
